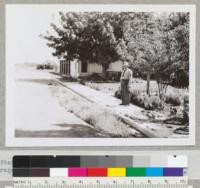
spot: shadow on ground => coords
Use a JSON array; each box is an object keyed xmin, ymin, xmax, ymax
[
  {"xmin": 16, "ymin": 78, "xmax": 58, "ymax": 85},
  {"xmin": 15, "ymin": 124, "xmax": 108, "ymax": 138}
]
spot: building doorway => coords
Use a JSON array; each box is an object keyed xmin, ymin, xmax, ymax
[
  {"xmin": 81, "ymin": 61, "xmax": 88, "ymax": 73},
  {"xmin": 60, "ymin": 60, "xmax": 70, "ymax": 75}
]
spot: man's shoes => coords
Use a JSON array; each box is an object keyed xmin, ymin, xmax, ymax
[{"xmin": 120, "ymin": 103, "xmax": 130, "ymax": 106}]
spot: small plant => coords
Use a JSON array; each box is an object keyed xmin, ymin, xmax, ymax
[
  {"xmin": 164, "ymin": 93, "xmax": 181, "ymax": 106},
  {"xmin": 79, "ymin": 79, "xmax": 86, "ymax": 85},
  {"xmin": 136, "ymin": 95, "xmax": 146, "ymax": 107},
  {"xmin": 69, "ymin": 77, "xmax": 78, "ymax": 82},
  {"xmin": 86, "ymin": 83, "xmax": 101, "ymax": 91},
  {"xmin": 149, "ymin": 96, "xmax": 164, "ymax": 109},
  {"xmin": 130, "ymin": 90, "xmax": 141, "ymax": 106},
  {"xmin": 182, "ymin": 94, "xmax": 189, "ymax": 124},
  {"xmin": 114, "ymin": 90, "xmax": 121, "ymax": 99},
  {"xmin": 129, "ymin": 89, "xmax": 164, "ymax": 110},
  {"xmin": 61, "ymin": 76, "xmax": 78, "ymax": 82}
]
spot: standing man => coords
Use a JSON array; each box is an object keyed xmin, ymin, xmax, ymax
[{"xmin": 120, "ymin": 61, "xmax": 132, "ymax": 105}]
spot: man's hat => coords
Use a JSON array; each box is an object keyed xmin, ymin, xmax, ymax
[{"xmin": 123, "ymin": 61, "xmax": 129, "ymax": 67}]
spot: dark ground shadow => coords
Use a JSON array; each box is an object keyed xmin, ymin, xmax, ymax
[
  {"xmin": 15, "ymin": 123, "xmax": 108, "ymax": 138},
  {"xmin": 16, "ymin": 78, "xmax": 58, "ymax": 85}
]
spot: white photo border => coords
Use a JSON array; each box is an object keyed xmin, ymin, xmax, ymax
[{"xmin": 5, "ymin": 4, "xmax": 196, "ymax": 146}]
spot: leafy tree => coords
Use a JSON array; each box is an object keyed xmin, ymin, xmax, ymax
[
  {"xmin": 123, "ymin": 12, "xmax": 189, "ymax": 97},
  {"xmin": 123, "ymin": 13, "xmax": 157, "ymax": 95},
  {"xmin": 43, "ymin": 12, "xmax": 82, "ymax": 61},
  {"xmin": 43, "ymin": 11, "xmax": 189, "ymax": 94},
  {"xmin": 43, "ymin": 12, "xmax": 120, "ymax": 78},
  {"xmin": 154, "ymin": 12, "xmax": 189, "ymax": 93},
  {"xmin": 80, "ymin": 13, "xmax": 120, "ymax": 77}
]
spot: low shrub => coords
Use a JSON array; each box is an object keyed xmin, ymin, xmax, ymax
[
  {"xmin": 85, "ymin": 82, "xmax": 101, "ymax": 91},
  {"xmin": 182, "ymin": 94, "xmax": 189, "ymax": 124},
  {"xmin": 130, "ymin": 90, "xmax": 142, "ymax": 106},
  {"xmin": 164, "ymin": 93, "xmax": 181, "ymax": 106},
  {"xmin": 114, "ymin": 90, "xmax": 121, "ymax": 99},
  {"xmin": 106, "ymin": 71, "xmax": 121, "ymax": 81},
  {"xmin": 115, "ymin": 89, "xmax": 164, "ymax": 110},
  {"xmin": 132, "ymin": 94, "xmax": 163, "ymax": 110},
  {"xmin": 69, "ymin": 77, "xmax": 78, "ymax": 82},
  {"xmin": 79, "ymin": 79, "xmax": 86, "ymax": 85},
  {"xmin": 80, "ymin": 73, "xmax": 106, "ymax": 82},
  {"xmin": 61, "ymin": 76, "xmax": 78, "ymax": 82},
  {"xmin": 148, "ymin": 96, "xmax": 164, "ymax": 110}
]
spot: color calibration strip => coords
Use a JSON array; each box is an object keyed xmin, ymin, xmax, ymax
[
  {"xmin": 13, "ymin": 155, "xmax": 187, "ymax": 178},
  {"xmin": 13, "ymin": 167, "xmax": 184, "ymax": 177},
  {"xmin": 13, "ymin": 155, "xmax": 188, "ymax": 168}
]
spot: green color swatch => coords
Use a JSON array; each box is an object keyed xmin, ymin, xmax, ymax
[{"xmin": 126, "ymin": 168, "xmax": 146, "ymax": 176}]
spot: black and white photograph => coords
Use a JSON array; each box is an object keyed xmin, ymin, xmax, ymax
[{"xmin": 6, "ymin": 4, "xmax": 196, "ymax": 146}]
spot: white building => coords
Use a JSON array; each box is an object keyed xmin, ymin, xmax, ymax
[{"xmin": 59, "ymin": 59, "xmax": 122, "ymax": 78}]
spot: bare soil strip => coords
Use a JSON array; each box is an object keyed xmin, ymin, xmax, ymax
[{"xmin": 51, "ymin": 80, "xmax": 143, "ymax": 138}]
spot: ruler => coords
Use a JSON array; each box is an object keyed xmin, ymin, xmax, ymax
[{"xmin": 13, "ymin": 177, "xmax": 188, "ymax": 188}]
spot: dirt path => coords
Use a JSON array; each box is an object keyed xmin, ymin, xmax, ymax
[{"xmin": 15, "ymin": 66, "xmax": 105, "ymax": 138}]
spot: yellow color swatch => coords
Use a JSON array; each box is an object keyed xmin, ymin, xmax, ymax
[{"xmin": 108, "ymin": 168, "xmax": 126, "ymax": 177}]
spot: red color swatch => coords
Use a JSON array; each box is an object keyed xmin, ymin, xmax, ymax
[{"xmin": 87, "ymin": 168, "xmax": 107, "ymax": 177}]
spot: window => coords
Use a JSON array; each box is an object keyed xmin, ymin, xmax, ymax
[{"xmin": 81, "ymin": 61, "xmax": 88, "ymax": 73}]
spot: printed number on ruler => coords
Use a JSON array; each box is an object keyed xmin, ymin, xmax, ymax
[{"xmin": 13, "ymin": 177, "xmax": 188, "ymax": 188}]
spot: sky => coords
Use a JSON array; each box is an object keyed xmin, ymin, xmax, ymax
[
  {"xmin": 6, "ymin": 4, "xmax": 192, "ymax": 65},
  {"xmin": 6, "ymin": 5, "xmax": 61, "ymax": 64}
]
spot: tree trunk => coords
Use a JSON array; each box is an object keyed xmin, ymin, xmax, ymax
[
  {"xmin": 146, "ymin": 73, "xmax": 150, "ymax": 96},
  {"xmin": 157, "ymin": 81, "xmax": 162, "ymax": 99},
  {"xmin": 102, "ymin": 64, "xmax": 107, "ymax": 79},
  {"xmin": 157, "ymin": 81, "xmax": 168, "ymax": 100}
]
